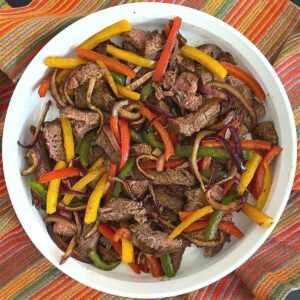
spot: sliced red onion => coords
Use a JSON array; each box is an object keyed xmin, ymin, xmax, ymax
[
  {"xmin": 59, "ymin": 181, "xmax": 89, "ymax": 197},
  {"xmin": 144, "ymin": 102, "xmax": 174, "ymax": 118},
  {"xmin": 198, "ymin": 85, "xmax": 228, "ymax": 100},
  {"xmin": 209, "ymin": 110, "xmax": 236, "ymax": 130},
  {"xmin": 228, "ymin": 126, "xmax": 245, "ymax": 163},
  {"xmin": 70, "ymin": 157, "xmax": 87, "ymax": 176}
]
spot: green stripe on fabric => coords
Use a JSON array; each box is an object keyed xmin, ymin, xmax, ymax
[{"xmin": 214, "ymin": 0, "xmax": 235, "ymax": 19}]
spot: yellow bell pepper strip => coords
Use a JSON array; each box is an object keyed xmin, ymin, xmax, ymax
[
  {"xmin": 168, "ymin": 206, "xmax": 213, "ymax": 240},
  {"xmin": 116, "ymin": 84, "xmax": 141, "ymax": 101},
  {"xmin": 80, "ymin": 19, "xmax": 132, "ymax": 50},
  {"xmin": 46, "ymin": 160, "xmax": 67, "ymax": 214},
  {"xmin": 84, "ymin": 173, "xmax": 108, "ymax": 224},
  {"xmin": 180, "ymin": 45, "xmax": 227, "ymax": 80},
  {"xmin": 255, "ymin": 163, "xmax": 272, "ymax": 210},
  {"xmin": 96, "ymin": 60, "xmax": 119, "ymax": 97},
  {"xmin": 121, "ymin": 238, "xmax": 134, "ymax": 264},
  {"xmin": 237, "ymin": 152, "xmax": 262, "ymax": 195},
  {"xmin": 242, "ymin": 202, "xmax": 274, "ymax": 228},
  {"xmin": 62, "ymin": 167, "xmax": 106, "ymax": 205},
  {"xmin": 107, "ymin": 44, "xmax": 156, "ymax": 69},
  {"xmin": 44, "ymin": 57, "xmax": 87, "ymax": 69},
  {"xmin": 60, "ymin": 117, "xmax": 75, "ymax": 162},
  {"xmin": 88, "ymin": 157, "xmax": 104, "ymax": 172}
]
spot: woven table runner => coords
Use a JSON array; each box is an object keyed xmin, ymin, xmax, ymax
[{"xmin": 0, "ymin": 1, "xmax": 299, "ymax": 299}]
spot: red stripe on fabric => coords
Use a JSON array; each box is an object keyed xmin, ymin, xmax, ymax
[
  {"xmin": 48, "ymin": 280, "xmax": 79, "ymax": 300},
  {"xmin": 37, "ymin": 275, "xmax": 70, "ymax": 299},
  {"xmin": 194, "ymin": 0, "xmax": 206, "ymax": 10},
  {"xmin": 0, "ymin": 225, "xmax": 25, "ymax": 244},
  {"xmin": 223, "ymin": 0, "xmax": 245, "ymax": 23},
  {"xmin": 231, "ymin": 1, "xmax": 256, "ymax": 28},
  {"xmin": 0, "ymin": 235, "xmax": 31, "ymax": 254}
]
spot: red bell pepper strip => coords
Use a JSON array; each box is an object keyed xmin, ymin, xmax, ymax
[
  {"xmin": 167, "ymin": 129, "xmax": 178, "ymax": 146},
  {"xmin": 222, "ymin": 177, "xmax": 235, "ymax": 196},
  {"xmin": 98, "ymin": 224, "xmax": 141, "ymax": 274},
  {"xmin": 202, "ymin": 139, "xmax": 272, "ymax": 151},
  {"xmin": 139, "ymin": 106, "xmax": 174, "ymax": 160},
  {"xmin": 76, "ymin": 48, "xmax": 136, "ymax": 78},
  {"xmin": 250, "ymin": 145, "xmax": 282, "ymax": 198},
  {"xmin": 152, "ymin": 16, "xmax": 182, "ymax": 82},
  {"xmin": 113, "ymin": 227, "xmax": 131, "ymax": 242},
  {"xmin": 198, "ymin": 157, "xmax": 212, "ymax": 171},
  {"xmin": 139, "ymin": 159, "xmax": 186, "ymax": 170},
  {"xmin": 119, "ymin": 118, "xmax": 130, "ymax": 170},
  {"xmin": 38, "ymin": 72, "xmax": 52, "ymax": 97},
  {"xmin": 110, "ymin": 116, "xmax": 120, "ymax": 145},
  {"xmin": 221, "ymin": 62, "xmax": 266, "ymax": 102},
  {"xmin": 145, "ymin": 254, "xmax": 163, "ymax": 277},
  {"xmin": 39, "ymin": 167, "xmax": 81, "ymax": 184},
  {"xmin": 104, "ymin": 163, "xmax": 117, "ymax": 203}
]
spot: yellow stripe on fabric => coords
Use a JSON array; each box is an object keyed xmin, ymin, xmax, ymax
[
  {"xmin": 294, "ymin": 108, "xmax": 300, "ymax": 126},
  {"xmin": 0, "ymin": 208, "xmax": 19, "ymax": 236},
  {"xmin": 202, "ymin": 0, "xmax": 223, "ymax": 15},
  {"xmin": 229, "ymin": 0, "xmax": 254, "ymax": 28}
]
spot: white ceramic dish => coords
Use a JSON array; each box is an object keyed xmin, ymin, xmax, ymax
[{"xmin": 3, "ymin": 3, "xmax": 297, "ymax": 298}]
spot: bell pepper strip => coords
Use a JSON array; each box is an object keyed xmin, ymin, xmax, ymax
[
  {"xmin": 255, "ymin": 163, "xmax": 272, "ymax": 210},
  {"xmin": 29, "ymin": 179, "xmax": 47, "ymax": 200},
  {"xmin": 111, "ymin": 71, "xmax": 126, "ymax": 85},
  {"xmin": 116, "ymin": 84, "xmax": 141, "ymax": 100},
  {"xmin": 113, "ymin": 157, "xmax": 136, "ymax": 197},
  {"xmin": 139, "ymin": 106, "xmax": 174, "ymax": 160},
  {"xmin": 251, "ymin": 145, "xmax": 282, "ymax": 198},
  {"xmin": 142, "ymin": 131, "xmax": 164, "ymax": 151},
  {"xmin": 60, "ymin": 117, "xmax": 75, "ymax": 162},
  {"xmin": 145, "ymin": 254, "xmax": 163, "ymax": 278},
  {"xmin": 46, "ymin": 160, "xmax": 67, "ymax": 214},
  {"xmin": 121, "ymin": 238, "xmax": 134, "ymax": 264},
  {"xmin": 105, "ymin": 162, "xmax": 118, "ymax": 202},
  {"xmin": 98, "ymin": 224, "xmax": 141, "ymax": 274},
  {"xmin": 242, "ymin": 202, "xmax": 274, "ymax": 228},
  {"xmin": 153, "ymin": 17, "xmax": 182, "ymax": 82},
  {"xmin": 79, "ymin": 130, "xmax": 97, "ymax": 169},
  {"xmin": 56, "ymin": 69, "xmax": 71, "ymax": 85},
  {"xmin": 80, "ymin": 19, "xmax": 132, "ymax": 50},
  {"xmin": 85, "ymin": 173, "xmax": 108, "ymax": 224},
  {"xmin": 130, "ymin": 128, "xmax": 143, "ymax": 143},
  {"xmin": 113, "ymin": 227, "xmax": 131, "ymax": 242},
  {"xmin": 139, "ymin": 159, "xmax": 186, "ymax": 170},
  {"xmin": 119, "ymin": 118, "xmax": 130, "ymax": 170},
  {"xmin": 110, "ymin": 116, "xmax": 120, "ymax": 144},
  {"xmin": 222, "ymin": 177, "xmax": 236, "ymax": 196},
  {"xmin": 175, "ymin": 144, "xmax": 254, "ymax": 161},
  {"xmin": 160, "ymin": 253, "xmax": 175, "ymax": 278},
  {"xmin": 204, "ymin": 193, "xmax": 237, "ymax": 240},
  {"xmin": 181, "ymin": 45, "xmax": 227, "ymax": 80},
  {"xmin": 198, "ymin": 157, "xmax": 212, "ymax": 171},
  {"xmin": 107, "ymin": 44, "xmax": 156, "ymax": 69},
  {"xmin": 38, "ymin": 72, "xmax": 51, "ymax": 97},
  {"xmin": 221, "ymin": 62, "xmax": 266, "ymax": 102},
  {"xmin": 167, "ymin": 129, "xmax": 178, "ymax": 147},
  {"xmin": 238, "ymin": 152, "xmax": 262, "ymax": 195},
  {"xmin": 140, "ymin": 81, "xmax": 154, "ymax": 102},
  {"xmin": 39, "ymin": 167, "xmax": 81, "ymax": 184},
  {"xmin": 202, "ymin": 139, "xmax": 272, "ymax": 151},
  {"xmin": 89, "ymin": 157, "xmax": 104, "ymax": 172},
  {"xmin": 168, "ymin": 206, "xmax": 213, "ymax": 240},
  {"xmin": 178, "ymin": 211, "xmax": 212, "ymax": 221},
  {"xmin": 96, "ymin": 60, "xmax": 119, "ymax": 97},
  {"xmin": 62, "ymin": 167, "xmax": 106, "ymax": 205},
  {"xmin": 76, "ymin": 48, "xmax": 136, "ymax": 78},
  {"xmin": 44, "ymin": 57, "xmax": 87, "ymax": 69},
  {"xmin": 88, "ymin": 249, "xmax": 120, "ymax": 271}
]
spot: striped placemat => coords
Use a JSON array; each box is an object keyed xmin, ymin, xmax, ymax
[{"xmin": 0, "ymin": 1, "xmax": 299, "ymax": 299}]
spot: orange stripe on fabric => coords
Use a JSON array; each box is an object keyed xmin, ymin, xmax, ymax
[
  {"xmin": 194, "ymin": 0, "xmax": 206, "ymax": 10},
  {"xmin": 223, "ymin": 0, "xmax": 245, "ymax": 23},
  {"xmin": 231, "ymin": 0, "xmax": 257, "ymax": 29},
  {"xmin": 0, "ymin": 0, "xmax": 43, "ymax": 16},
  {"xmin": 48, "ymin": 280, "xmax": 82, "ymax": 300}
]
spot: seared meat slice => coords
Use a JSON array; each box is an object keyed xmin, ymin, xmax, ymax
[
  {"xmin": 152, "ymin": 82, "xmax": 174, "ymax": 101},
  {"xmin": 197, "ymin": 44, "xmax": 222, "ymax": 60},
  {"xmin": 147, "ymin": 169, "xmax": 196, "ymax": 186},
  {"xmin": 172, "ymin": 92, "xmax": 203, "ymax": 112},
  {"xmin": 130, "ymin": 223, "xmax": 182, "ymax": 255},
  {"xmin": 67, "ymin": 63, "xmax": 104, "ymax": 89},
  {"xmin": 253, "ymin": 121, "xmax": 278, "ymax": 145},
  {"xmin": 219, "ymin": 52, "xmax": 236, "ymax": 64},
  {"xmin": 77, "ymin": 223, "xmax": 100, "ymax": 259},
  {"xmin": 144, "ymin": 31, "xmax": 164, "ymax": 60},
  {"xmin": 93, "ymin": 40, "xmax": 109, "ymax": 55},
  {"xmin": 155, "ymin": 186, "xmax": 184, "ymax": 212},
  {"xmin": 122, "ymin": 40, "xmax": 139, "ymax": 54},
  {"xmin": 99, "ymin": 198, "xmax": 147, "ymax": 223},
  {"xmin": 131, "ymin": 143, "xmax": 152, "ymax": 156},
  {"xmin": 196, "ymin": 65, "xmax": 214, "ymax": 86},
  {"xmin": 88, "ymin": 145, "xmax": 106, "ymax": 166},
  {"xmin": 168, "ymin": 102, "xmax": 220, "ymax": 136},
  {"xmin": 122, "ymin": 29, "xmax": 146, "ymax": 51},
  {"xmin": 174, "ymin": 72, "xmax": 198, "ymax": 94},
  {"xmin": 204, "ymin": 233, "xmax": 230, "ymax": 257},
  {"xmin": 184, "ymin": 188, "xmax": 207, "ymax": 211},
  {"xmin": 161, "ymin": 208, "xmax": 179, "ymax": 224},
  {"xmin": 162, "ymin": 70, "xmax": 176, "ymax": 91},
  {"xmin": 98, "ymin": 244, "xmax": 120, "ymax": 263},
  {"xmin": 253, "ymin": 100, "xmax": 265, "ymax": 120},
  {"xmin": 129, "ymin": 166, "xmax": 147, "ymax": 181},
  {"xmin": 171, "ymin": 238, "xmax": 190, "ymax": 273},
  {"xmin": 126, "ymin": 180, "xmax": 149, "ymax": 199},
  {"xmin": 147, "ymin": 96, "xmax": 174, "ymax": 116},
  {"xmin": 43, "ymin": 119, "xmax": 65, "ymax": 161},
  {"xmin": 227, "ymin": 75, "xmax": 253, "ymax": 104},
  {"xmin": 53, "ymin": 215, "xmax": 76, "ymax": 237}
]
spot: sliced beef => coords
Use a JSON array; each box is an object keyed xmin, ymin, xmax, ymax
[
  {"xmin": 253, "ymin": 100, "xmax": 265, "ymax": 120},
  {"xmin": 93, "ymin": 40, "xmax": 109, "ymax": 55},
  {"xmin": 237, "ymin": 123, "xmax": 249, "ymax": 139},
  {"xmin": 165, "ymin": 185, "xmax": 188, "ymax": 198},
  {"xmin": 31, "ymin": 189, "xmax": 45, "ymax": 210},
  {"xmin": 204, "ymin": 233, "xmax": 230, "ymax": 257},
  {"xmin": 88, "ymin": 145, "xmax": 106, "ymax": 166},
  {"xmin": 161, "ymin": 208, "xmax": 179, "ymax": 224},
  {"xmin": 197, "ymin": 44, "xmax": 222, "ymax": 60},
  {"xmin": 122, "ymin": 40, "xmax": 139, "ymax": 54},
  {"xmin": 184, "ymin": 188, "xmax": 207, "ymax": 211},
  {"xmin": 129, "ymin": 166, "xmax": 147, "ymax": 181},
  {"xmin": 67, "ymin": 63, "xmax": 104, "ymax": 89},
  {"xmin": 174, "ymin": 72, "xmax": 198, "ymax": 94},
  {"xmin": 131, "ymin": 143, "xmax": 152, "ymax": 156},
  {"xmin": 227, "ymin": 75, "xmax": 254, "ymax": 104},
  {"xmin": 162, "ymin": 70, "xmax": 176, "ymax": 91},
  {"xmin": 155, "ymin": 186, "xmax": 184, "ymax": 212},
  {"xmin": 152, "ymin": 82, "xmax": 174, "ymax": 101},
  {"xmin": 43, "ymin": 119, "xmax": 65, "ymax": 161},
  {"xmin": 168, "ymin": 102, "xmax": 220, "ymax": 136},
  {"xmin": 53, "ymin": 221, "xmax": 76, "ymax": 237},
  {"xmin": 98, "ymin": 244, "xmax": 120, "ymax": 263},
  {"xmin": 147, "ymin": 169, "xmax": 196, "ymax": 186},
  {"xmin": 196, "ymin": 65, "xmax": 214, "ymax": 86},
  {"xmin": 130, "ymin": 223, "xmax": 182, "ymax": 255},
  {"xmin": 253, "ymin": 121, "xmax": 278, "ymax": 145},
  {"xmin": 126, "ymin": 180, "xmax": 149, "ymax": 199},
  {"xmin": 171, "ymin": 238, "xmax": 190, "ymax": 273},
  {"xmin": 219, "ymin": 52, "xmax": 236, "ymax": 64},
  {"xmin": 77, "ymin": 223, "xmax": 100, "ymax": 259},
  {"xmin": 122, "ymin": 29, "xmax": 146, "ymax": 51},
  {"xmin": 144, "ymin": 31, "xmax": 164, "ymax": 60},
  {"xmin": 98, "ymin": 198, "xmax": 147, "ymax": 223},
  {"xmin": 147, "ymin": 96, "xmax": 174, "ymax": 116}
]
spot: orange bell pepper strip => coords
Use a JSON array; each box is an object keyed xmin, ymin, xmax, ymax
[
  {"xmin": 139, "ymin": 106, "xmax": 174, "ymax": 160},
  {"xmin": 118, "ymin": 118, "xmax": 130, "ymax": 170},
  {"xmin": 153, "ymin": 16, "xmax": 182, "ymax": 82},
  {"xmin": 145, "ymin": 254, "xmax": 163, "ymax": 277},
  {"xmin": 110, "ymin": 116, "xmax": 120, "ymax": 144},
  {"xmin": 139, "ymin": 159, "xmax": 186, "ymax": 170},
  {"xmin": 198, "ymin": 157, "xmax": 211, "ymax": 171},
  {"xmin": 38, "ymin": 72, "xmax": 52, "ymax": 97},
  {"xmin": 242, "ymin": 203, "xmax": 274, "ymax": 228},
  {"xmin": 178, "ymin": 211, "xmax": 212, "ymax": 222},
  {"xmin": 113, "ymin": 227, "xmax": 131, "ymax": 242},
  {"xmin": 221, "ymin": 62, "xmax": 266, "ymax": 102},
  {"xmin": 39, "ymin": 167, "xmax": 81, "ymax": 184},
  {"xmin": 76, "ymin": 48, "xmax": 136, "ymax": 78},
  {"xmin": 167, "ymin": 129, "xmax": 178, "ymax": 146}
]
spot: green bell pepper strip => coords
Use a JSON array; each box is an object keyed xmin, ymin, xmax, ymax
[
  {"xmin": 142, "ymin": 131, "xmax": 164, "ymax": 151},
  {"xmin": 204, "ymin": 192, "xmax": 237, "ymax": 240},
  {"xmin": 68, "ymin": 199, "xmax": 86, "ymax": 208},
  {"xmin": 88, "ymin": 249, "xmax": 120, "ymax": 271},
  {"xmin": 160, "ymin": 253, "xmax": 175, "ymax": 278},
  {"xmin": 113, "ymin": 157, "xmax": 136, "ymax": 197},
  {"xmin": 130, "ymin": 128, "xmax": 144, "ymax": 143},
  {"xmin": 140, "ymin": 81, "xmax": 154, "ymax": 102},
  {"xmin": 79, "ymin": 130, "xmax": 97, "ymax": 168},
  {"xmin": 201, "ymin": 170, "xmax": 227, "ymax": 180},
  {"xmin": 111, "ymin": 71, "xmax": 126, "ymax": 86},
  {"xmin": 29, "ymin": 179, "xmax": 47, "ymax": 200}
]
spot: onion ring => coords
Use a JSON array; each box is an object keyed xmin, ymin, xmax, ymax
[
  {"xmin": 136, "ymin": 154, "xmax": 158, "ymax": 180},
  {"xmin": 126, "ymin": 71, "xmax": 153, "ymax": 91},
  {"xmin": 206, "ymin": 188, "xmax": 242, "ymax": 211},
  {"xmin": 209, "ymin": 110, "xmax": 235, "ymax": 130},
  {"xmin": 50, "ymin": 69, "xmax": 66, "ymax": 108},
  {"xmin": 21, "ymin": 149, "xmax": 39, "ymax": 176}
]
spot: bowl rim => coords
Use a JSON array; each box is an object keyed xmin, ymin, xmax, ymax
[{"xmin": 3, "ymin": 3, "xmax": 297, "ymax": 298}]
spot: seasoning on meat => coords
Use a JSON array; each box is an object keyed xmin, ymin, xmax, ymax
[
  {"xmin": 184, "ymin": 188, "xmax": 207, "ymax": 211},
  {"xmin": 253, "ymin": 121, "xmax": 278, "ymax": 145},
  {"xmin": 155, "ymin": 186, "xmax": 184, "ymax": 212}
]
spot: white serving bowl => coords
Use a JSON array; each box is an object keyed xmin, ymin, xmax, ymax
[{"xmin": 3, "ymin": 3, "xmax": 297, "ymax": 298}]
